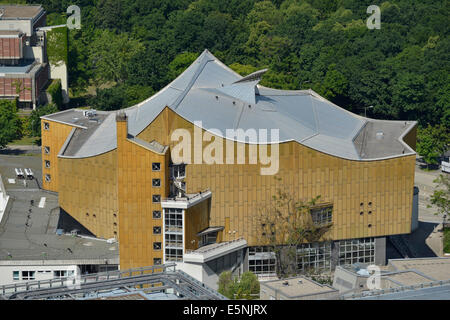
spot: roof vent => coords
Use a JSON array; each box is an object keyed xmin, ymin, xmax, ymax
[
  {"xmin": 217, "ymin": 68, "xmax": 268, "ymax": 105},
  {"xmin": 83, "ymin": 109, "xmax": 97, "ymax": 118}
]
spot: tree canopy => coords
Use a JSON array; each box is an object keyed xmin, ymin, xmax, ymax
[
  {"xmin": 0, "ymin": 100, "xmax": 21, "ymax": 148},
  {"xmin": 27, "ymin": 0, "xmax": 448, "ymax": 130},
  {"xmin": 218, "ymin": 271, "xmax": 260, "ymax": 299}
]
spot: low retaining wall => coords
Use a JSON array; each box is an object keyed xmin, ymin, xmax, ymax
[{"xmin": 0, "ymin": 174, "xmax": 10, "ymax": 224}]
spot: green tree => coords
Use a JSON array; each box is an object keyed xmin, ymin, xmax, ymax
[
  {"xmin": 89, "ymin": 86, "xmax": 127, "ymax": 111},
  {"xmin": 217, "ymin": 271, "xmax": 259, "ymax": 300},
  {"xmin": 29, "ymin": 104, "xmax": 59, "ymax": 139},
  {"xmin": 127, "ymin": 44, "xmax": 170, "ymax": 91},
  {"xmin": 234, "ymin": 272, "xmax": 260, "ymax": 300},
  {"xmin": 256, "ymin": 180, "xmax": 333, "ymax": 279},
  {"xmin": 168, "ymin": 52, "xmax": 199, "ymax": 80},
  {"xmin": 218, "ymin": 271, "xmax": 237, "ymax": 299},
  {"xmin": 417, "ymin": 125, "xmax": 449, "ymax": 168},
  {"xmin": 429, "ymin": 174, "xmax": 450, "ymax": 217},
  {"xmin": 319, "ymin": 64, "xmax": 348, "ymax": 100},
  {"xmin": 0, "ymin": 100, "xmax": 21, "ymax": 148},
  {"xmin": 89, "ymin": 29, "xmax": 144, "ymax": 84}
]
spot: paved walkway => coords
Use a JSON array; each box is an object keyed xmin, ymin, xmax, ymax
[
  {"xmin": 0, "ymin": 145, "xmax": 41, "ymax": 156},
  {"xmin": 414, "ymin": 163, "xmax": 446, "ymax": 223}
]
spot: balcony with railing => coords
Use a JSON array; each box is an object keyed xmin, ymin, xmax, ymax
[{"xmin": 161, "ymin": 190, "xmax": 212, "ymax": 209}]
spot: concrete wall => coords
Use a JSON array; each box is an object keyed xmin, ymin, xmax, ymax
[
  {"xmin": 333, "ymin": 266, "xmax": 368, "ymax": 294},
  {"xmin": 49, "ymin": 62, "xmax": 69, "ymax": 103},
  {"xmin": 23, "ymin": 45, "xmax": 44, "ymax": 63},
  {"xmin": 411, "ymin": 186, "xmax": 419, "ymax": 232},
  {"xmin": 0, "ymin": 174, "xmax": 10, "ymax": 224},
  {"xmin": 260, "ymin": 281, "xmax": 339, "ymax": 300},
  {"xmin": 375, "ymin": 237, "xmax": 386, "ymax": 265},
  {"xmin": 0, "ymin": 264, "xmax": 79, "ymax": 286}
]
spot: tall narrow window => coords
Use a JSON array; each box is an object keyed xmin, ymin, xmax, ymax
[
  {"xmin": 45, "ymin": 160, "xmax": 51, "ymax": 168},
  {"xmin": 12, "ymin": 271, "xmax": 19, "ymax": 281},
  {"xmin": 164, "ymin": 208, "xmax": 184, "ymax": 262},
  {"xmin": 44, "ymin": 122, "xmax": 50, "ymax": 130},
  {"xmin": 171, "ymin": 164, "xmax": 185, "ymax": 179},
  {"xmin": 44, "ymin": 146, "xmax": 50, "ymax": 154},
  {"xmin": 45, "ymin": 174, "xmax": 51, "ymax": 182}
]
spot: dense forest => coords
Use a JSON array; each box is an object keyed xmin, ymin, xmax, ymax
[{"xmin": 2, "ymin": 0, "xmax": 448, "ymax": 160}]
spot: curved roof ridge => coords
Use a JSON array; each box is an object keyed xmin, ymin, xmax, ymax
[{"xmin": 48, "ymin": 49, "xmax": 416, "ymax": 161}]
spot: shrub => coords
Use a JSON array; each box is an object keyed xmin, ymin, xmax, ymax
[{"xmin": 47, "ymin": 79, "xmax": 63, "ymax": 108}]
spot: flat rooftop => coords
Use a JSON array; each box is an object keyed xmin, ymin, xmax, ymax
[
  {"xmin": 42, "ymin": 109, "xmax": 116, "ymax": 158},
  {"xmin": 0, "ymin": 61, "xmax": 35, "ymax": 74},
  {"xmin": 0, "ymin": 154, "xmax": 118, "ymax": 263},
  {"xmin": 352, "ymin": 284, "xmax": 450, "ymax": 300},
  {"xmin": 383, "ymin": 271, "xmax": 434, "ymax": 287},
  {"xmin": 0, "ymin": 5, "xmax": 43, "ymax": 19},
  {"xmin": 388, "ymin": 257, "xmax": 450, "ymax": 281},
  {"xmin": 261, "ymin": 276, "xmax": 338, "ymax": 298}
]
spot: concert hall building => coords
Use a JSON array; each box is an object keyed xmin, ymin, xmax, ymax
[{"xmin": 41, "ymin": 50, "xmax": 417, "ymax": 287}]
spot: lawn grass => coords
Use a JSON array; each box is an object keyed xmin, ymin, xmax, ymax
[
  {"xmin": 9, "ymin": 136, "xmax": 39, "ymax": 146},
  {"xmin": 444, "ymin": 228, "xmax": 450, "ymax": 254}
]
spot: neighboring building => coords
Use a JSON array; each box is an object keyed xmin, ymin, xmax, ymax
[
  {"xmin": 0, "ymin": 155, "xmax": 118, "ymax": 287},
  {"xmin": 40, "ymin": 50, "xmax": 418, "ymax": 285},
  {"xmin": 333, "ymin": 257, "xmax": 450, "ymax": 295},
  {"xmin": 0, "ymin": 264, "xmax": 227, "ymax": 300},
  {"xmin": 260, "ymin": 276, "xmax": 339, "ymax": 300},
  {"xmin": 0, "ymin": 5, "xmax": 49, "ymax": 108}
]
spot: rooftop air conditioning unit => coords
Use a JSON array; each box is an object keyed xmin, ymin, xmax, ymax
[{"xmin": 83, "ymin": 109, "xmax": 97, "ymax": 118}]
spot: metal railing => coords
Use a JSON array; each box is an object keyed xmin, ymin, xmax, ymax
[
  {"xmin": 0, "ymin": 263, "xmax": 176, "ymax": 297},
  {"xmin": 185, "ymin": 237, "xmax": 245, "ymax": 255},
  {"xmin": 344, "ymin": 279, "xmax": 450, "ymax": 299},
  {"xmin": 162, "ymin": 189, "xmax": 211, "ymax": 202}
]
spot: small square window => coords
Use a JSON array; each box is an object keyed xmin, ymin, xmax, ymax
[
  {"xmin": 153, "ymin": 211, "xmax": 161, "ymax": 219},
  {"xmin": 44, "ymin": 146, "xmax": 50, "ymax": 154},
  {"xmin": 45, "ymin": 174, "xmax": 51, "ymax": 182},
  {"xmin": 153, "ymin": 258, "xmax": 162, "ymax": 265},
  {"xmin": 45, "ymin": 160, "xmax": 51, "ymax": 168},
  {"xmin": 152, "ymin": 178, "xmax": 161, "ymax": 187},
  {"xmin": 44, "ymin": 122, "xmax": 50, "ymax": 130},
  {"xmin": 152, "ymin": 162, "xmax": 161, "ymax": 171},
  {"xmin": 153, "ymin": 226, "xmax": 161, "ymax": 234},
  {"xmin": 153, "ymin": 242, "xmax": 161, "ymax": 250},
  {"xmin": 152, "ymin": 195, "xmax": 161, "ymax": 203}
]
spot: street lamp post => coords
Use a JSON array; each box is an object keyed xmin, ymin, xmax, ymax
[{"xmin": 364, "ymin": 105, "xmax": 374, "ymax": 118}]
